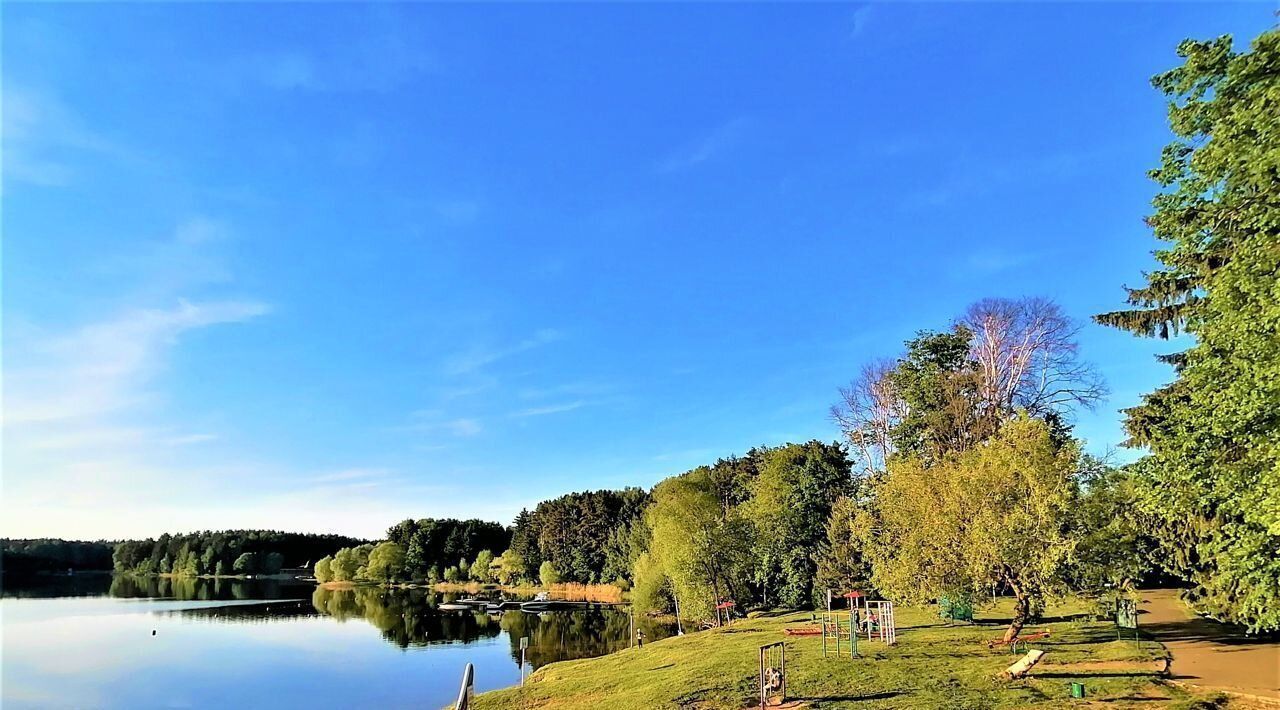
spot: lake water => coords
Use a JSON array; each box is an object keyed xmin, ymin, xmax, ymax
[{"xmin": 2, "ymin": 575, "xmax": 673, "ymax": 708}]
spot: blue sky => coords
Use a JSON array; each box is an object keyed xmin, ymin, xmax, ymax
[{"xmin": 3, "ymin": 2, "xmax": 1271, "ymax": 540}]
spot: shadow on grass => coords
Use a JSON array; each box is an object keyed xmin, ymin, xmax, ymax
[
  {"xmin": 1035, "ymin": 671, "xmax": 1160, "ymax": 680},
  {"xmin": 791, "ymin": 691, "xmax": 905, "ymax": 702}
]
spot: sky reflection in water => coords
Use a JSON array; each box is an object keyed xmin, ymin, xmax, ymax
[{"xmin": 2, "ymin": 576, "xmax": 672, "ymax": 709}]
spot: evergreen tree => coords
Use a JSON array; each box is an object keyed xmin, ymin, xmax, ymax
[{"xmin": 1094, "ymin": 30, "xmax": 1280, "ymax": 631}]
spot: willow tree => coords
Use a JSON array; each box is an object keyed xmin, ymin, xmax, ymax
[
  {"xmin": 859, "ymin": 416, "xmax": 1079, "ymax": 641},
  {"xmin": 643, "ymin": 467, "xmax": 751, "ymax": 622},
  {"xmin": 1095, "ymin": 30, "xmax": 1280, "ymax": 631}
]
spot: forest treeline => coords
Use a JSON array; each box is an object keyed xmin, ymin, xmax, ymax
[
  {"xmin": 1, "ymin": 539, "xmax": 115, "ymax": 574},
  {"xmin": 111, "ymin": 530, "xmax": 365, "ymax": 577},
  {"xmin": 315, "ymin": 518, "xmax": 509, "ymax": 584}
]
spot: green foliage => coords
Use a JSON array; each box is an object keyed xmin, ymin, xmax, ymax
[
  {"xmin": 469, "ymin": 549, "xmax": 495, "ymax": 582},
  {"xmin": 262, "ymin": 551, "xmax": 285, "ymax": 575},
  {"xmin": 813, "ymin": 496, "xmax": 874, "ymax": 606},
  {"xmin": 630, "ymin": 551, "xmax": 670, "ymax": 613},
  {"xmin": 443, "ymin": 565, "xmax": 460, "ymax": 583},
  {"xmin": 2, "ymin": 539, "xmax": 114, "ymax": 574},
  {"xmin": 314, "ymin": 555, "xmax": 334, "ymax": 583},
  {"xmin": 1068, "ymin": 461, "xmax": 1157, "ymax": 597},
  {"xmin": 111, "ymin": 530, "xmax": 363, "ymax": 577},
  {"xmin": 743, "ymin": 442, "xmax": 853, "ymax": 607},
  {"xmin": 493, "ymin": 549, "xmax": 525, "ymax": 585},
  {"xmin": 1095, "ymin": 29, "xmax": 1280, "ymax": 632},
  {"xmin": 329, "ymin": 545, "xmax": 374, "ymax": 582},
  {"xmin": 364, "ymin": 542, "xmax": 407, "ymax": 584},
  {"xmin": 233, "ymin": 552, "xmax": 258, "ymax": 575},
  {"xmin": 643, "ymin": 467, "xmax": 752, "ymax": 621},
  {"xmin": 887, "ymin": 328, "xmax": 988, "ymax": 460},
  {"xmin": 539, "ymin": 560, "xmax": 561, "ymax": 587},
  {"xmin": 860, "ymin": 416, "xmax": 1081, "ymax": 637},
  {"xmin": 518, "ymin": 488, "xmax": 650, "ymax": 584},
  {"xmin": 509, "ymin": 509, "xmax": 542, "ymax": 578},
  {"xmin": 387, "ymin": 517, "xmax": 510, "ymax": 581}
]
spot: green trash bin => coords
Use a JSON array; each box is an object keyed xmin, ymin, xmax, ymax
[{"xmin": 1070, "ymin": 682, "xmax": 1085, "ymax": 699}]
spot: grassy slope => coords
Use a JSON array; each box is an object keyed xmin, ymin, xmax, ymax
[{"xmin": 473, "ymin": 598, "xmax": 1202, "ymax": 709}]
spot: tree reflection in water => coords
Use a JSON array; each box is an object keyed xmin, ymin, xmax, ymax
[{"xmin": 310, "ymin": 587, "xmax": 676, "ymax": 665}]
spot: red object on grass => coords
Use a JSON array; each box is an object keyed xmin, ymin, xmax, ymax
[
  {"xmin": 715, "ymin": 601, "xmax": 736, "ymax": 610},
  {"xmin": 842, "ymin": 591, "xmax": 864, "ymax": 599}
]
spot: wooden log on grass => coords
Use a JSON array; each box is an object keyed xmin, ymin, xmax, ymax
[{"xmin": 1002, "ymin": 649, "xmax": 1046, "ymax": 679}]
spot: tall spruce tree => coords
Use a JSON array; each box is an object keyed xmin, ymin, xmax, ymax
[{"xmin": 1096, "ymin": 31, "xmax": 1280, "ymax": 631}]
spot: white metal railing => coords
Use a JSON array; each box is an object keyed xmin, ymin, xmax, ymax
[{"xmin": 454, "ymin": 662, "xmax": 474, "ymax": 710}]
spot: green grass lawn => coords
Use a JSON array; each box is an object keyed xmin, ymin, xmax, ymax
[{"xmin": 471, "ymin": 598, "xmax": 1204, "ymax": 709}]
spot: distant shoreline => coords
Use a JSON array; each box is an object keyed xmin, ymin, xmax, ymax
[{"xmin": 315, "ymin": 579, "xmax": 626, "ymax": 603}]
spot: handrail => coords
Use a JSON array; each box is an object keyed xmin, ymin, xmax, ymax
[{"xmin": 454, "ymin": 662, "xmax": 474, "ymax": 710}]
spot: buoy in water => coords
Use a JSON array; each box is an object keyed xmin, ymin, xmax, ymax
[{"xmin": 151, "ymin": 630, "xmax": 156, "ymax": 636}]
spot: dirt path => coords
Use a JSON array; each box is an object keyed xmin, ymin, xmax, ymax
[{"xmin": 1140, "ymin": 589, "xmax": 1279, "ymax": 700}]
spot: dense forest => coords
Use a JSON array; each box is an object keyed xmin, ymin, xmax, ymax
[
  {"xmin": 2, "ymin": 539, "xmax": 115, "ymax": 574},
  {"xmin": 112, "ymin": 530, "xmax": 365, "ymax": 577}
]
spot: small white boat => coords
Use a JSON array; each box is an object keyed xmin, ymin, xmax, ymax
[{"xmin": 438, "ymin": 602, "xmax": 470, "ymax": 611}]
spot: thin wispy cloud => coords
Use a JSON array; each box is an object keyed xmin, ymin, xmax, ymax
[
  {"xmin": 7, "ymin": 300, "xmax": 268, "ymax": 425},
  {"xmin": 955, "ymin": 250, "xmax": 1035, "ymax": 278},
  {"xmin": 511, "ymin": 400, "xmax": 588, "ymax": 418},
  {"xmin": 433, "ymin": 199, "xmax": 481, "ymax": 224},
  {"xmin": 443, "ymin": 328, "xmax": 563, "ymax": 376},
  {"xmin": 311, "ymin": 468, "xmax": 393, "ymax": 484},
  {"xmin": 658, "ymin": 116, "xmax": 750, "ymax": 173},
  {"xmin": 849, "ymin": 4, "xmax": 874, "ymax": 38},
  {"xmin": 398, "ymin": 411, "xmax": 485, "ymax": 439},
  {"xmin": 2, "ymin": 85, "xmax": 135, "ymax": 188},
  {"xmin": 225, "ymin": 17, "xmax": 437, "ymax": 95},
  {"xmin": 516, "ymin": 380, "xmax": 615, "ymax": 401},
  {"xmin": 3, "ymin": 210, "xmax": 274, "ymax": 538}
]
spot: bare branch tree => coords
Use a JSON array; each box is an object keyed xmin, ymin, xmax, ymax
[
  {"xmin": 831, "ymin": 358, "xmax": 905, "ymax": 477},
  {"xmin": 961, "ymin": 297, "xmax": 1107, "ymax": 421}
]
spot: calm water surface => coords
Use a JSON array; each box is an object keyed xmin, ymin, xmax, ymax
[{"xmin": 2, "ymin": 575, "xmax": 673, "ymax": 709}]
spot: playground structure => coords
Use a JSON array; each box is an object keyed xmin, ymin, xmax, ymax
[
  {"xmin": 988, "ymin": 628, "xmax": 1051, "ymax": 654},
  {"xmin": 811, "ymin": 590, "xmax": 897, "ymax": 652},
  {"xmin": 757, "ymin": 642, "xmax": 787, "ymax": 707},
  {"xmin": 863, "ymin": 600, "xmax": 897, "ymax": 645},
  {"xmin": 820, "ymin": 610, "xmax": 858, "ymax": 658}
]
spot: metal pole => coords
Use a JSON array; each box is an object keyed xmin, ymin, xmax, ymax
[
  {"xmin": 780, "ymin": 644, "xmax": 786, "ymax": 701},
  {"xmin": 454, "ymin": 662, "xmax": 474, "ymax": 710},
  {"xmin": 673, "ymin": 591, "xmax": 684, "ymax": 635},
  {"xmin": 759, "ymin": 646, "xmax": 766, "ymax": 708},
  {"xmin": 850, "ymin": 608, "xmax": 858, "ymax": 657}
]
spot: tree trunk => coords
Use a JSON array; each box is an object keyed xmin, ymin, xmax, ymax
[
  {"xmin": 1003, "ymin": 649, "xmax": 1046, "ymax": 679},
  {"xmin": 1004, "ymin": 592, "xmax": 1031, "ymax": 643}
]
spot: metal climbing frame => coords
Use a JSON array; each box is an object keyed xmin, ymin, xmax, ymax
[
  {"xmin": 866, "ymin": 601, "xmax": 897, "ymax": 645},
  {"xmin": 820, "ymin": 611, "xmax": 858, "ymax": 658},
  {"xmin": 758, "ymin": 642, "xmax": 786, "ymax": 707}
]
